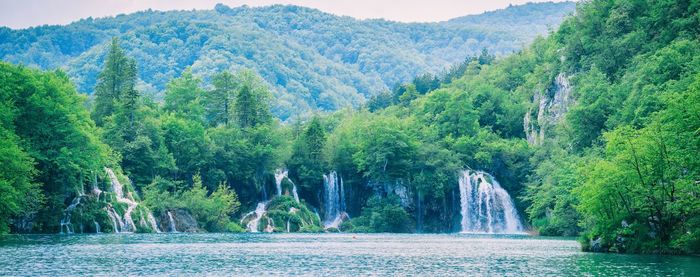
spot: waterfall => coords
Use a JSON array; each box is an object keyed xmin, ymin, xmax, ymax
[
  {"xmin": 458, "ymin": 170, "xmax": 523, "ymax": 233},
  {"xmin": 92, "ymin": 173, "xmax": 102, "ymax": 200},
  {"xmin": 323, "ymin": 171, "xmax": 347, "ymax": 229},
  {"xmin": 242, "ymin": 202, "xmax": 267, "ymax": 232},
  {"xmin": 264, "ymin": 218, "xmax": 275, "ymax": 233},
  {"xmin": 274, "ymin": 169, "xmax": 286, "ymax": 196},
  {"xmin": 59, "ymin": 192, "xmax": 84, "ymax": 234},
  {"xmin": 148, "ymin": 212, "xmax": 161, "ymax": 233},
  {"xmin": 94, "ymin": 221, "xmax": 101, "ymax": 233},
  {"xmin": 275, "ymin": 168, "xmax": 300, "ymax": 203},
  {"xmin": 291, "ymin": 181, "xmax": 300, "ymax": 203},
  {"xmin": 106, "ymin": 205, "xmax": 124, "ymax": 233},
  {"xmin": 105, "ymin": 168, "xmax": 137, "ymax": 232},
  {"xmin": 167, "ymin": 211, "xmax": 178, "ymax": 233}
]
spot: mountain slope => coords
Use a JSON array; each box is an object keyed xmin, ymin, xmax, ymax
[{"xmin": 0, "ymin": 2, "xmax": 575, "ymax": 119}]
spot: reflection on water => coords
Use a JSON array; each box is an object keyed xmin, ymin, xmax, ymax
[{"xmin": 0, "ymin": 233, "xmax": 698, "ymax": 275}]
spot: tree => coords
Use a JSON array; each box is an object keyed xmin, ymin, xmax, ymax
[
  {"xmin": 233, "ymin": 69, "xmax": 273, "ymax": 129},
  {"xmin": 92, "ymin": 37, "xmax": 137, "ymax": 126},
  {"xmin": 204, "ymin": 71, "xmax": 236, "ymax": 126},
  {"xmin": 163, "ymin": 68, "xmax": 204, "ymax": 121},
  {"xmin": 0, "ymin": 62, "xmax": 109, "ymax": 232},
  {"xmin": 288, "ymin": 116, "xmax": 328, "ymax": 204}
]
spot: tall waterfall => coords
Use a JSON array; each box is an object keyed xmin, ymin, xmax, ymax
[
  {"xmin": 147, "ymin": 212, "xmax": 161, "ymax": 233},
  {"xmin": 167, "ymin": 211, "xmax": 178, "ymax": 233},
  {"xmin": 323, "ymin": 171, "xmax": 347, "ymax": 229},
  {"xmin": 105, "ymin": 168, "xmax": 138, "ymax": 232},
  {"xmin": 458, "ymin": 170, "xmax": 523, "ymax": 233},
  {"xmin": 59, "ymin": 193, "xmax": 84, "ymax": 234},
  {"xmin": 242, "ymin": 202, "xmax": 268, "ymax": 232},
  {"xmin": 275, "ymin": 169, "xmax": 286, "ymax": 197},
  {"xmin": 275, "ymin": 169, "xmax": 299, "ymax": 203}
]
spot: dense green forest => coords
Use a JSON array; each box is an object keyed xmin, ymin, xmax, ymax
[
  {"xmin": 0, "ymin": 2, "xmax": 574, "ymax": 119},
  {"xmin": 1, "ymin": 0, "xmax": 699, "ymax": 256}
]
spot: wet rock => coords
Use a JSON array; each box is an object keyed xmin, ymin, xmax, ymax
[
  {"xmin": 368, "ymin": 179, "xmax": 414, "ymax": 209},
  {"xmin": 589, "ymin": 237, "xmax": 604, "ymax": 252},
  {"xmin": 524, "ymin": 73, "xmax": 574, "ymax": 145},
  {"xmin": 159, "ymin": 209, "xmax": 200, "ymax": 232}
]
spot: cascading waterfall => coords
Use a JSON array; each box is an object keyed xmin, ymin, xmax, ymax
[
  {"xmin": 291, "ymin": 182, "xmax": 300, "ymax": 203},
  {"xmin": 242, "ymin": 202, "xmax": 268, "ymax": 232},
  {"xmin": 94, "ymin": 221, "xmax": 101, "ymax": 233},
  {"xmin": 275, "ymin": 169, "xmax": 286, "ymax": 197},
  {"xmin": 167, "ymin": 211, "xmax": 178, "ymax": 233},
  {"xmin": 106, "ymin": 205, "xmax": 124, "ymax": 233},
  {"xmin": 275, "ymin": 169, "xmax": 300, "ymax": 203},
  {"xmin": 147, "ymin": 212, "xmax": 161, "ymax": 233},
  {"xmin": 92, "ymin": 173, "xmax": 102, "ymax": 201},
  {"xmin": 105, "ymin": 168, "xmax": 137, "ymax": 232},
  {"xmin": 458, "ymin": 170, "xmax": 523, "ymax": 233},
  {"xmin": 59, "ymin": 193, "xmax": 84, "ymax": 234},
  {"xmin": 323, "ymin": 171, "xmax": 347, "ymax": 229}
]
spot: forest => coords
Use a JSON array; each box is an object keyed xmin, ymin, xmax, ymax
[
  {"xmin": 0, "ymin": 0, "xmax": 699, "ymax": 256},
  {"xmin": 0, "ymin": 2, "xmax": 575, "ymax": 120}
]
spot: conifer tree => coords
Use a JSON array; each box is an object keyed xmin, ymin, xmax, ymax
[{"xmin": 92, "ymin": 37, "xmax": 137, "ymax": 126}]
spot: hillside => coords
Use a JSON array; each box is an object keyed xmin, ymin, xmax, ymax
[
  {"xmin": 0, "ymin": 2, "xmax": 575, "ymax": 119},
  {"xmin": 0, "ymin": 0, "xmax": 698, "ymax": 256}
]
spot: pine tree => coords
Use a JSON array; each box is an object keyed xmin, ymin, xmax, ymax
[
  {"xmin": 232, "ymin": 69, "xmax": 272, "ymax": 128},
  {"xmin": 205, "ymin": 71, "xmax": 236, "ymax": 127},
  {"xmin": 92, "ymin": 37, "xmax": 137, "ymax": 126}
]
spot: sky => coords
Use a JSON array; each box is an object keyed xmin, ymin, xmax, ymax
[{"xmin": 0, "ymin": 0, "xmax": 573, "ymax": 29}]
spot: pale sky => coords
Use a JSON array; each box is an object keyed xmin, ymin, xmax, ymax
[{"xmin": 0, "ymin": 0, "xmax": 573, "ymax": 29}]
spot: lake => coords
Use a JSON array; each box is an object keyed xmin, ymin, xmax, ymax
[{"xmin": 0, "ymin": 233, "xmax": 698, "ymax": 276}]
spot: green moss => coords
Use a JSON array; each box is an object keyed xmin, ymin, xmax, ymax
[
  {"xmin": 247, "ymin": 196, "xmax": 322, "ymax": 232},
  {"xmin": 225, "ymin": 222, "xmax": 245, "ymax": 233}
]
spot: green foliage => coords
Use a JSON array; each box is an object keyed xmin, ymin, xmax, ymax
[
  {"xmin": 342, "ymin": 196, "xmax": 413, "ymax": 233},
  {"xmin": 0, "ymin": 125, "xmax": 41, "ymax": 234},
  {"xmin": 143, "ymin": 173, "xmax": 241, "ymax": 232},
  {"xmin": 262, "ymin": 196, "xmax": 322, "ymax": 232},
  {"xmin": 0, "ymin": 3, "xmax": 575, "ymax": 119},
  {"xmin": 352, "ymin": 115, "xmax": 419, "ymax": 182},
  {"xmin": 288, "ymin": 116, "xmax": 328, "ymax": 206},
  {"xmin": 163, "ymin": 68, "xmax": 205, "ymax": 121},
  {"xmin": 2, "ymin": 1, "xmax": 699, "ymax": 256},
  {"xmin": 204, "ymin": 71, "xmax": 236, "ymax": 126},
  {"xmin": 0, "ymin": 62, "xmax": 110, "ymax": 232},
  {"xmin": 92, "ymin": 37, "xmax": 138, "ymax": 127},
  {"xmin": 232, "ymin": 69, "xmax": 273, "ymax": 128}
]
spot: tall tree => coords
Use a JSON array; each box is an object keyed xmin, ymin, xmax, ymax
[
  {"xmin": 288, "ymin": 116, "xmax": 328, "ymax": 204},
  {"xmin": 164, "ymin": 68, "xmax": 204, "ymax": 121},
  {"xmin": 205, "ymin": 71, "xmax": 236, "ymax": 127},
  {"xmin": 233, "ymin": 69, "xmax": 273, "ymax": 129},
  {"xmin": 92, "ymin": 38, "xmax": 137, "ymax": 126}
]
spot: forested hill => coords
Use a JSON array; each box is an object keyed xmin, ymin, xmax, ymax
[{"xmin": 0, "ymin": 2, "xmax": 575, "ymax": 119}]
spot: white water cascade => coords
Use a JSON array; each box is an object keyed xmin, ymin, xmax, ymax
[
  {"xmin": 94, "ymin": 221, "xmax": 101, "ymax": 233},
  {"xmin": 59, "ymin": 193, "xmax": 84, "ymax": 234},
  {"xmin": 167, "ymin": 211, "xmax": 178, "ymax": 233},
  {"xmin": 106, "ymin": 205, "xmax": 124, "ymax": 233},
  {"xmin": 147, "ymin": 212, "xmax": 161, "ymax": 233},
  {"xmin": 458, "ymin": 170, "xmax": 524, "ymax": 233},
  {"xmin": 105, "ymin": 168, "xmax": 138, "ymax": 232},
  {"xmin": 323, "ymin": 171, "xmax": 348, "ymax": 229},
  {"xmin": 275, "ymin": 169, "xmax": 300, "ymax": 203},
  {"xmin": 241, "ymin": 202, "xmax": 268, "ymax": 232}
]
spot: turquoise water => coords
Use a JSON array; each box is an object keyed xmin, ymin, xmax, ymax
[{"xmin": 0, "ymin": 233, "xmax": 698, "ymax": 275}]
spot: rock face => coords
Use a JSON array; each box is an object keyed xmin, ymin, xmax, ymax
[
  {"xmin": 159, "ymin": 209, "xmax": 200, "ymax": 232},
  {"xmin": 524, "ymin": 73, "xmax": 574, "ymax": 145},
  {"xmin": 369, "ymin": 179, "xmax": 414, "ymax": 209},
  {"xmin": 589, "ymin": 237, "xmax": 604, "ymax": 252}
]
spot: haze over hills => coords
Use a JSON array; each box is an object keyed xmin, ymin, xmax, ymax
[{"xmin": 0, "ymin": 2, "xmax": 575, "ymax": 119}]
